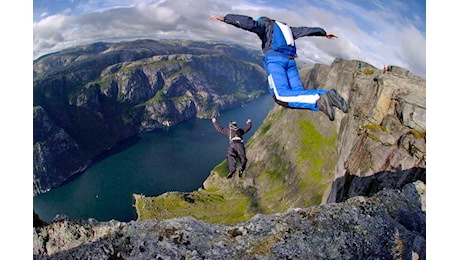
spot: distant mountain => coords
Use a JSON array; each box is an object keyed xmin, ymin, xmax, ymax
[{"xmin": 33, "ymin": 39, "xmax": 267, "ymax": 196}]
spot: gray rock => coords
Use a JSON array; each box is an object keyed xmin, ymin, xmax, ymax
[{"xmin": 33, "ymin": 181, "xmax": 425, "ymax": 259}]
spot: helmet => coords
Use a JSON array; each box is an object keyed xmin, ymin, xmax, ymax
[
  {"xmin": 256, "ymin": 16, "xmax": 270, "ymax": 23},
  {"xmin": 229, "ymin": 121, "xmax": 238, "ymax": 131}
]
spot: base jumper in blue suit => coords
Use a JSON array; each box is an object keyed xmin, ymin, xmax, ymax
[{"xmin": 210, "ymin": 14, "xmax": 348, "ymax": 121}]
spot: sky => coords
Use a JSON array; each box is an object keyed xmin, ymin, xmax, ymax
[{"xmin": 33, "ymin": 0, "xmax": 426, "ymax": 78}]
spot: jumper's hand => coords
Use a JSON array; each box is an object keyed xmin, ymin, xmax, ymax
[
  {"xmin": 210, "ymin": 15, "xmax": 224, "ymax": 22},
  {"xmin": 326, "ymin": 33, "xmax": 337, "ymax": 39}
]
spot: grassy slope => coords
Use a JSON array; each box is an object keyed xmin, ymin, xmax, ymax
[{"xmin": 135, "ymin": 107, "xmax": 338, "ymax": 225}]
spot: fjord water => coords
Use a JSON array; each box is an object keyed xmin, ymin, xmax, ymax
[{"xmin": 33, "ymin": 94, "xmax": 274, "ymax": 223}]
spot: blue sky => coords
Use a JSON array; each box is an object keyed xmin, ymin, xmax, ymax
[{"xmin": 33, "ymin": 0, "xmax": 426, "ymax": 78}]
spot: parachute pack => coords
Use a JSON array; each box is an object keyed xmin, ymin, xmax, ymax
[
  {"xmin": 271, "ymin": 20, "xmax": 297, "ymax": 57},
  {"xmin": 228, "ymin": 122, "xmax": 243, "ymax": 142}
]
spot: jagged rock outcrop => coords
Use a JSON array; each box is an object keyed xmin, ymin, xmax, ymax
[
  {"xmin": 326, "ymin": 60, "xmax": 426, "ymax": 203},
  {"xmin": 242, "ymin": 58, "xmax": 426, "ymax": 211},
  {"xmin": 33, "ymin": 181, "xmax": 425, "ymax": 259},
  {"xmin": 33, "ymin": 106, "xmax": 88, "ymax": 194},
  {"xmin": 33, "ymin": 40, "xmax": 267, "ymax": 196}
]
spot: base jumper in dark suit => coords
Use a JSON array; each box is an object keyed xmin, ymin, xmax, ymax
[{"xmin": 212, "ymin": 117, "xmax": 252, "ymax": 178}]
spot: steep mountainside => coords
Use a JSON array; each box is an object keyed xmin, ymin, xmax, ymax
[
  {"xmin": 133, "ymin": 58, "xmax": 425, "ymax": 222},
  {"xmin": 33, "ymin": 40, "xmax": 267, "ymax": 196},
  {"xmin": 33, "ymin": 57, "xmax": 426, "ymax": 259}
]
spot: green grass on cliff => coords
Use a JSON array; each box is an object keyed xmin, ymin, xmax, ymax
[
  {"xmin": 135, "ymin": 187, "xmax": 253, "ymax": 225},
  {"xmin": 296, "ymin": 119, "xmax": 337, "ymax": 204},
  {"xmin": 135, "ymin": 109, "xmax": 338, "ymax": 225},
  {"xmin": 135, "ymin": 158, "xmax": 260, "ymax": 225},
  {"xmin": 249, "ymin": 111, "xmax": 337, "ymax": 214},
  {"xmin": 297, "ymin": 120, "xmax": 336, "ymax": 182}
]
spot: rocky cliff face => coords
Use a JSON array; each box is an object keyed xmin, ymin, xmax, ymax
[
  {"xmin": 326, "ymin": 59, "xmax": 425, "ymax": 203},
  {"xmin": 33, "ymin": 40, "xmax": 266, "ymax": 196},
  {"xmin": 33, "ymin": 57, "xmax": 426, "ymax": 259},
  {"xmin": 33, "ymin": 181, "xmax": 425, "ymax": 259}
]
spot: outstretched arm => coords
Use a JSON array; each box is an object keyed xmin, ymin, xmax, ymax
[
  {"xmin": 291, "ymin": 27, "xmax": 338, "ymax": 39},
  {"xmin": 210, "ymin": 14, "xmax": 263, "ymax": 34},
  {"xmin": 212, "ymin": 117, "xmax": 228, "ymax": 136},
  {"xmin": 241, "ymin": 119, "xmax": 252, "ymax": 134}
]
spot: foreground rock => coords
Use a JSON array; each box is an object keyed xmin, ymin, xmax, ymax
[{"xmin": 33, "ymin": 181, "xmax": 425, "ymax": 259}]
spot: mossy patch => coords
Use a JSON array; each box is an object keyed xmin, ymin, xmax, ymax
[
  {"xmin": 213, "ymin": 160, "xmax": 230, "ymax": 178},
  {"xmin": 363, "ymin": 69, "xmax": 374, "ymax": 76},
  {"xmin": 362, "ymin": 123, "xmax": 387, "ymax": 133},
  {"xmin": 247, "ymin": 236, "xmax": 280, "ymax": 256},
  {"xmin": 408, "ymin": 129, "xmax": 425, "ymax": 139},
  {"xmin": 135, "ymin": 188, "xmax": 253, "ymax": 225},
  {"xmin": 256, "ymin": 121, "xmax": 272, "ymax": 136},
  {"xmin": 296, "ymin": 119, "xmax": 337, "ymax": 190},
  {"xmin": 257, "ymin": 184, "xmax": 289, "ymax": 213}
]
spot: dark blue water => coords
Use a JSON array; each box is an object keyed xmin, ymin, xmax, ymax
[{"xmin": 33, "ymin": 94, "xmax": 274, "ymax": 222}]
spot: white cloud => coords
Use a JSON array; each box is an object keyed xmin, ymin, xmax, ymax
[{"xmin": 33, "ymin": 0, "xmax": 426, "ymax": 78}]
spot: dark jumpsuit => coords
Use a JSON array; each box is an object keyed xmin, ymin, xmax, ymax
[{"xmin": 213, "ymin": 121, "xmax": 252, "ymax": 175}]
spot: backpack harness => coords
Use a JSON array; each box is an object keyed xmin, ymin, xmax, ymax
[
  {"xmin": 229, "ymin": 124, "xmax": 242, "ymax": 142},
  {"xmin": 264, "ymin": 20, "xmax": 297, "ymax": 58}
]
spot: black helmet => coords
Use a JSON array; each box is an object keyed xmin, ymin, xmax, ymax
[
  {"xmin": 229, "ymin": 121, "xmax": 238, "ymax": 131},
  {"xmin": 256, "ymin": 16, "xmax": 270, "ymax": 23}
]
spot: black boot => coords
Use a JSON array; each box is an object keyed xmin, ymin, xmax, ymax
[
  {"xmin": 327, "ymin": 89, "xmax": 348, "ymax": 113},
  {"xmin": 317, "ymin": 94, "xmax": 335, "ymax": 121},
  {"xmin": 227, "ymin": 171, "xmax": 235, "ymax": 179}
]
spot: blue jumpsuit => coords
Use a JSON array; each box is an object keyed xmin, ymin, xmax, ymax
[{"xmin": 223, "ymin": 14, "xmax": 329, "ymax": 110}]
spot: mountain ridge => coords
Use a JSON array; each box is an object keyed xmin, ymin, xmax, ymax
[{"xmin": 33, "ymin": 39, "xmax": 267, "ymax": 196}]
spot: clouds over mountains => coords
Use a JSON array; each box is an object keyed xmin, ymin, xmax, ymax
[{"xmin": 33, "ymin": 0, "xmax": 426, "ymax": 78}]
